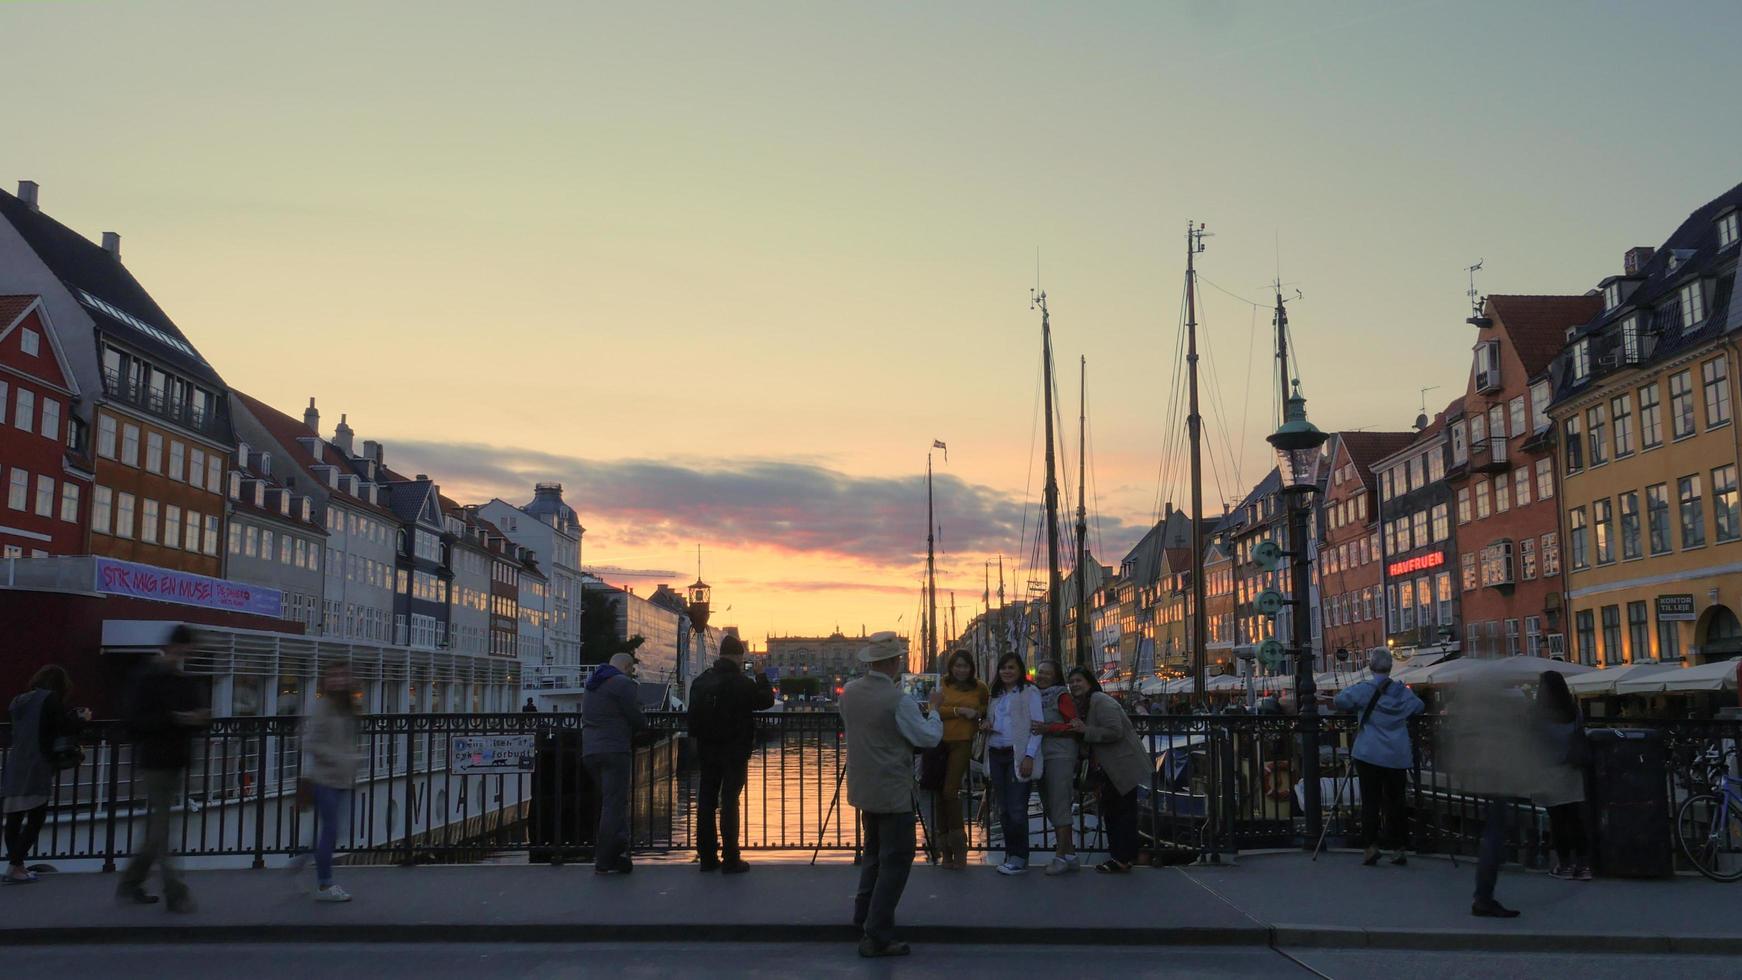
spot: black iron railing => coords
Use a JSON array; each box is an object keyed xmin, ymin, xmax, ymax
[{"xmin": 2, "ymin": 712, "xmax": 1736, "ymax": 869}]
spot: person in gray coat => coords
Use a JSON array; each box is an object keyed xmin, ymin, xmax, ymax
[
  {"xmin": 581, "ymin": 653, "xmax": 647, "ymax": 874},
  {"xmin": 3, "ymin": 665, "xmax": 88, "ymax": 885},
  {"xmin": 1332, "ymin": 650, "xmax": 1425, "ymax": 867}
]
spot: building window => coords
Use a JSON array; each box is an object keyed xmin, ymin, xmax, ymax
[
  {"xmin": 1504, "ymin": 618, "xmax": 1520, "ymax": 657},
  {"xmin": 1679, "ymin": 475, "xmax": 1706, "ymax": 549},
  {"xmin": 1563, "ymin": 416, "xmax": 1583, "ymax": 473},
  {"xmin": 1572, "ymin": 340, "xmax": 1591, "ymax": 382},
  {"xmin": 1628, "ymin": 601, "xmax": 1649, "ymax": 663},
  {"xmin": 145, "ymin": 432, "xmax": 163, "ymax": 473},
  {"xmin": 184, "ymin": 510, "xmax": 201, "ymax": 553},
  {"xmin": 1428, "ymin": 449, "xmax": 1445, "ymax": 482},
  {"xmin": 1592, "ymin": 498, "xmax": 1613, "ymax": 563},
  {"xmin": 1412, "ymin": 511, "xmax": 1428, "ymax": 548},
  {"xmin": 1541, "ymin": 531, "xmax": 1560, "ymax": 576},
  {"xmin": 1481, "ymin": 540, "xmax": 1515, "ymax": 587},
  {"xmin": 1576, "ymin": 610, "xmax": 1596, "ymax": 666},
  {"xmin": 1520, "ymin": 536, "xmax": 1537, "ymax": 580},
  {"xmin": 1531, "ymin": 381, "xmax": 1552, "ymax": 432},
  {"xmin": 32, "ymin": 474, "xmax": 53, "ymax": 517},
  {"xmin": 1451, "ymin": 422, "xmax": 1468, "ymax": 464},
  {"xmin": 91, "ymin": 485, "xmax": 111, "ymax": 533},
  {"xmin": 1646, "ymin": 483, "xmax": 1672, "ymax": 555},
  {"xmin": 114, "ymin": 492, "xmax": 135, "ymax": 539},
  {"xmin": 1466, "ymin": 622, "xmax": 1482, "ymax": 656},
  {"xmin": 262, "ymin": 528, "xmax": 275, "ymax": 560},
  {"xmin": 1456, "ymin": 487, "xmax": 1471, "ymax": 524},
  {"xmin": 189, "ymin": 448, "xmax": 206, "ymax": 490},
  {"xmin": 13, "ymin": 388, "xmax": 33, "ymax": 432},
  {"xmin": 1714, "ymin": 465, "xmax": 1740, "ymax": 543},
  {"xmin": 39, "ymin": 399, "xmax": 59, "ymax": 441},
  {"xmin": 162, "ymin": 504, "xmax": 180, "ymax": 549},
  {"xmin": 203, "ymin": 516, "xmax": 219, "ymax": 556},
  {"xmin": 1461, "ymin": 552, "xmax": 1478, "ymax": 592},
  {"xmin": 1431, "ymin": 502, "xmax": 1449, "ymax": 541},
  {"xmin": 1587, "ymin": 405, "xmax": 1607, "ymax": 465},
  {"xmin": 1670, "ymin": 370, "xmax": 1696, "ymax": 439},
  {"xmin": 1494, "ymin": 475, "xmax": 1511, "ymax": 513},
  {"xmin": 59, "ymin": 483, "xmax": 79, "ymax": 523},
  {"xmin": 1659, "ymin": 617, "xmax": 1682, "ymax": 662},
  {"xmin": 1536, "ymin": 458, "xmax": 1554, "ymax": 501},
  {"xmin": 168, "ymin": 440, "xmax": 185, "ymax": 481},
  {"xmin": 141, "ymin": 499, "xmax": 159, "ymax": 544},
  {"xmin": 1703, "ymin": 357, "xmax": 1732, "ymax": 428},
  {"xmin": 1680, "ymin": 281, "xmax": 1706, "ymax": 330},
  {"xmin": 1437, "ymin": 571, "xmax": 1453, "ymax": 625},
  {"xmin": 1721, "ymin": 211, "xmax": 1741, "ymax": 249},
  {"xmin": 1525, "ymin": 615, "xmax": 1543, "ymax": 656},
  {"xmin": 97, "ymin": 413, "xmax": 117, "ymax": 458},
  {"xmin": 242, "ymin": 524, "xmax": 256, "ymax": 557},
  {"xmin": 1510, "ymin": 467, "xmax": 1529, "ymax": 508},
  {"xmin": 121, "ymin": 423, "xmax": 140, "ymax": 467},
  {"xmin": 1569, "ymin": 507, "xmax": 1589, "ymax": 569},
  {"xmin": 207, "ymin": 455, "xmax": 222, "ymax": 492},
  {"xmin": 1508, "ymin": 396, "xmax": 1526, "ymax": 438},
  {"xmin": 1601, "ymin": 605, "xmax": 1623, "ymax": 665},
  {"xmin": 1618, "ymin": 491, "xmax": 1641, "ymax": 560},
  {"xmin": 1475, "ymin": 480, "xmax": 1492, "ymax": 519},
  {"xmin": 1639, "ymin": 383, "xmax": 1662, "ymax": 448},
  {"xmin": 1611, "ymin": 395, "xmax": 1633, "ymax": 457}
]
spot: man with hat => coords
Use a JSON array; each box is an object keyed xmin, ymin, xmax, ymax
[{"xmin": 841, "ymin": 631, "xmax": 941, "ymax": 958}]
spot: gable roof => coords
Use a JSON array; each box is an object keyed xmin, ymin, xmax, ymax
[
  {"xmin": 1485, "ymin": 294, "xmax": 1604, "ymax": 378},
  {"xmin": 1334, "ymin": 431, "xmax": 1418, "ymax": 489},
  {"xmin": 230, "ymin": 390, "xmax": 398, "ymax": 518},
  {"xmin": 0, "ymin": 295, "xmax": 79, "ymax": 395},
  {"xmin": 0, "ymin": 188, "xmax": 223, "ymax": 388}
]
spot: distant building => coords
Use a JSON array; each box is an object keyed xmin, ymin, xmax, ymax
[
  {"xmin": 221, "ymin": 437, "xmax": 326, "ymax": 633},
  {"xmin": 481, "ymin": 484, "xmax": 583, "ymax": 668},
  {"xmin": 1318, "ymin": 431, "xmax": 1416, "ymax": 661},
  {"xmin": 0, "ymin": 295, "xmax": 92, "ymax": 557},
  {"xmin": 1373, "ymin": 408, "xmax": 1462, "ymax": 658},
  {"xmin": 766, "ymin": 630, "xmax": 907, "ymax": 690}
]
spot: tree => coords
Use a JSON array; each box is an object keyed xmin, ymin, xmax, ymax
[{"xmin": 580, "ymin": 588, "xmax": 645, "ymax": 665}]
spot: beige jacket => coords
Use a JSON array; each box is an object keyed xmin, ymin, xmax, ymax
[{"xmin": 1082, "ymin": 692, "xmax": 1150, "ymax": 796}]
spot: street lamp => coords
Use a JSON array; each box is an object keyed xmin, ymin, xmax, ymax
[{"xmin": 1266, "ymin": 382, "xmax": 1328, "ymax": 848}]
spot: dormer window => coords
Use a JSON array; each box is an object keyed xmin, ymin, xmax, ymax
[
  {"xmin": 1572, "ymin": 339, "xmax": 1592, "ymax": 383},
  {"xmin": 1603, "ymin": 281, "xmax": 1621, "ymax": 311},
  {"xmin": 253, "ymin": 481, "xmax": 264, "ymax": 507},
  {"xmin": 1681, "ymin": 281, "xmax": 1707, "ymax": 331},
  {"xmin": 1621, "ymin": 316, "xmax": 1641, "ymax": 364},
  {"xmin": 1474, "ymin": 340, "xmax": 1501, "ymax": 392},
  {"xmin": 1719, "ymin": 211, "xmax": 1739, "ymax": 250}
]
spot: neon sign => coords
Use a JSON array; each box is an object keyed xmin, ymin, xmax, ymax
[{"xmin": 1386, "ymin": 551, "xmax": 1445, "ymax": 577}]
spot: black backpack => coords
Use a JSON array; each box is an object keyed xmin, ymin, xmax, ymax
[{"xmin": 689, "ymin": 673, "xmax": 738, "ymax": 745}]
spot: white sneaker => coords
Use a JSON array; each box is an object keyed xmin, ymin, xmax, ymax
[
  {"xmin": 996, "ymin": 861, "xmax": 1027, "ymax": 876},
  {"xmin": 1045, "ymin": 856, "xmax": 1080, "ymax": 876},
  {"xmin": 313, "ymin": 884, "xmax": 351, "ymax": 903}
]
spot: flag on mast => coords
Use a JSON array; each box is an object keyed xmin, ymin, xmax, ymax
[{"xmin": 932, "ymin": 439, "xmax": 947, "ymax": 463}]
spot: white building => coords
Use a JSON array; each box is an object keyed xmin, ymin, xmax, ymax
[{"xmin": 481, "ymin": 484, "xmax": 584, "ymax": 665}]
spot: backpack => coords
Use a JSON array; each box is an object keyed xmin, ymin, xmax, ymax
[{"xmin": 688, "ymin": 673, "xmax": 739, "ymax": 745}]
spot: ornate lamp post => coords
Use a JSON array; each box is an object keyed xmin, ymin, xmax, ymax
[{"xmin": 1267, "ymin": 383, "xmax": 1329, "ymax": 846}]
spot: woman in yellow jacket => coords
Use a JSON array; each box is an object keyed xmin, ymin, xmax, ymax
[{"xmin": 930, "ymin": 650, "xmax": 988, "ymax": 869}]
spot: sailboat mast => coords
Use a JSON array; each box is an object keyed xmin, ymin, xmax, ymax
[
  {"xmin": 1036, "ymin": 290, "xmax": 1066, "ymax": 667},
  {"xmin": 1075, "ymin": 356, "xmax": 1091, "ymax": 669},
  {"xmin": 1186, "ymin": 222, "xmax": 1209, "ymax": 706},
  {"xmin": 927, "ymin": 451, "xmax": 938, "ymax": 676}
]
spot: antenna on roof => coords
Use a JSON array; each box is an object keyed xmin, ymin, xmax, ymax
[
  {"xmin": 1466, "ymin": 259, "xmax": 1487, "ymax": 322},
  {"xmin": 1416, "ymin": 386, "xmax": 1438, "ymax": 432}
]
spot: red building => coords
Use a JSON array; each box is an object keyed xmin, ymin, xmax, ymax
[
  {"xmin": 1317, "ymin": 431, "xmax": 1416, "ymax": 659},
  {"xmin": 0, "ymin": 296, "xmax": 92, "ymax": 557},
  {"xmin": 1448, "ymin": 295, "xmax": 1601, "ymax": 658}
]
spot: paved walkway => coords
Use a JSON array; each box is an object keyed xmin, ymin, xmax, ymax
[{"xmin": 3, "ymin": 851, "xmax": 1738, "ymax": 953}]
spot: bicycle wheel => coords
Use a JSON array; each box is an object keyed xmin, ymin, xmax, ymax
[{"xmin": 1676, "ymin": 793, "xmax": 1742, "ymax": 882}]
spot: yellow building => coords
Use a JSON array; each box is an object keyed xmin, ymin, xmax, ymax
[{"xmin": 1549, "ymin": 185, "xmax": 1742, "ymax": 666}]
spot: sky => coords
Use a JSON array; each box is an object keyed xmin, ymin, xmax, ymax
[{"xmin": 6, "ymin": 0, "xmax": 1742, "ymax": 646}]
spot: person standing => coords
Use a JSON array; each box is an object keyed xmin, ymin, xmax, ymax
[
  {"xmin": 929, "ymin": 650, "xmax": 987, "ymax": 870},
  {"xmin": 118, "ymin": 626, "xmax": 209, "ymax": 911},
  {"xmin": 1332, "ymin": 649, "xmax": 1424, "ymax": 867},
  {"xmin": 581, "ymin": 653, "xmax": 647, "ymax": 875},
  {"xmin": 842, "ymin": 632, "xmax": 941, "ymax": 958},
  {"xmin": 522, "ymin": 697, "xmax": 539, "ymax": 713},
  {"xmin": 687, "ymin": 634, "xmax": 774, "ymax": 873},
  {"xmin": 1533, "ymin": 671, "xmax": 1591, "ymax": 881},
  {"xmin": 984, "ymin": 653, "xmax": 1043, "ymax": 875},
  {"xmin": 3, "ymin": 665, "xmax": 88, "ymax": 885},
  {"xmin": 300, "ymin": 666, "xmax": 361, "ymax": 902},
  {"xmin": 1068, "ymin": 667, "xmax": 1149, "ymax": 872},
  {"xmin": 1030, "ymin": 660, "xmax": 1080, "ymax": 875}
]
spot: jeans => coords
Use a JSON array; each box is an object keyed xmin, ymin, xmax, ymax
[
  {"xmin": 854, "ymin": 810, "xmax": 916, "ymax": 945},
  {"xmin": 312, "ymin": 784, "xmax": 345, "ymax": 887},
  {"xmin": 1356, "ymin": 760, "xmax": 1409, "ymax": 851},
  {"xmin": 1475, "ymin": 797, "xmax": 1510, "ymax": 902},
  {"xmin": 696, "ymin": 744, "xmax": 748, "ymax": 864},
  {"xmin": 584, "ymin": 752, "xmax": 632, "ymax": 869},
  {"xmin": 988, "ymin": 748, "xmax": 1032, "ymax": 864},
  {"xmin": 4, "ymin": 805, "xmax": 48, "ymax": 869},
  {"xmin": 938, "ymin": 740, "xmax": 973, "ymax": 838},
  {"xmin": 1100, "ymin": 783, "xmax": 1139, "ymax": 865},
  {"xmin": 1547, "ymin": 802, "xmax": 1588, "ymax": 866},
  {"xmin": 120, "ymin": 768, "xmax": 187, "ymax": 899}
]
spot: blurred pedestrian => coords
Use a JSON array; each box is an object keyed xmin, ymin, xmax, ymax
[
  {"xmin": 1439, "ymin": 664, "xmax": 1537, "ymax": 919},
  {"xmin": 687, "ymin": 634, "xmax": 774, "ymax": 873},
  {"xmin": 522, "ymin": 697, "xmax": 538, "ymax": 713},
  {"xmin": 1533, "ymin": 671, "xmax": 1591, "ymax": 881},
  {"xmin": 1069, "ymin": 667, "xmax": 1148, "ymax": 872},
  {"xmin": 843, "ymin": 632, "xmax": 940, "ymax": 957},
  {"xmin": 118, "ymin": 626, "xmax": 209, "ymax": 912},
  {"xmin": 1030, "ymin": 660, "xmax": 1080, "ymax": 875},
  {"xmin": 581, "ymin": 653, "xmax": 647, "ymax": 875},
  {"xmin": 929, "ymin": 650, "xmax": 987, "ymax": 871},
  {"xmin": 3, "ymin": 665, "xmax": 89, "ymax": 884},
  {"xmin": 300, "ymin": 665, "xmax": 361, "ymax": 902},
  {"xmin": 985, "ymin": 653, "xmax": 1042, "ymax": 875},
  {"xmin": 1332, "ymin": 649, "xmax": 1424, "ymax": 867}
]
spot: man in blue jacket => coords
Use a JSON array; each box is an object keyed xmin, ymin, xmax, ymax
[
  {"xmin": 582, "ymin": 653, "xmax": 647, "ymax": 874},
  {"xmin": 1333, "ymin": 649, "xmax": 1424, "ymax": 866}
]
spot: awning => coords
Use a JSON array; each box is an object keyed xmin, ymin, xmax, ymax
[
  {"xmin": 1565, "ymin": 661, "xmax": 1681, "ymax": 696},
  {"xmin": 1415, "ymin": 656, "xmax": 1593, "ymax": 687},
  {"xmin": 1615, "ymin": 658, "xmax": 1742, "ymax": 695}
]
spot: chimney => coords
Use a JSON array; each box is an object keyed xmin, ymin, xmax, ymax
[
  {"xmin": 304, "ymin": 397, "xmax": 320, "ymax": 435},
  {"xmin": 101, "ymin": 232, "xmax": 121, "ymax": 259},
  {"xmin": 1624, "ymin": 247, "xmax": 1655, "ymax": 276},
  {"xmin": 16, "ymin": 181, "xmax": 39, "ymax": 211},
  {"xmin": 363, "ymin": 440, "xmax": 383, "ymax": 464},
  {"xmin": 334, "ymin": 413, "xmax": 355, "ymax": 456}
]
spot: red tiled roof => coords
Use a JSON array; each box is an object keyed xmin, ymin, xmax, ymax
[
  {"xmin": 1486, "ymin": 294, "xmax": 1604, "ymax": 379},
  {"xmin": 231, "ymin": 390, "xmax": 398, "ymax": 518},
  {"xmin": 0, "ymin": 294, "xmax": 39, "ymax": 327},
  {"xmin": 1334, "ymin": 431, "xmax": 1418, "ymax": 488}
]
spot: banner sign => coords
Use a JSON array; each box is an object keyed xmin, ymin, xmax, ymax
[
  {"xmin": 94, "ymin": 557, "xmax": 282, "ymax": 618},
  {"xmin": 1656, "ymin": 594, "xmax": 1696, "ymax": 622},
  {"xmin": 450, "ymin": 735, "xmax": 536, "ymax": 774}
]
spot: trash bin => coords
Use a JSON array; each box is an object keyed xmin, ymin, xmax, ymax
[
  {"xmin": 529, "ymin": 729, "xmax": 595, "ymax": 864},
  {"xmin": 1586, "ymin": 728, "xmax": 1672, "ymax": 878}
]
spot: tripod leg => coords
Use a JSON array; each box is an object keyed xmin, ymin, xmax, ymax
[
  {"xmin": 811, "ymin": 763, "xmax": 848, "ymax": 867},
  {"xmin": 1312, "ymin": 769, "xmax": 1348, "ymax": 861}
]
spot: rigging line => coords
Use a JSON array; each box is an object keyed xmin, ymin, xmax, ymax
[
  {"xmin": 1198, "ymin": 275, "xmax": 1266, "ymax": 310},
  {"xmin": 1198, "ymin": 291, "xmax": 1247, "ymax": 508},
  {"xmin": 1016, "ymin": 340, "xmax": 1044, "ymax": 595},
  {"xmin": 1155, "ymin": 281, "xmax": 1191, "ymax": 522},
  {"xmin": 1238, "ymin": 300, "xmax": 1258, "ymax": 493}
]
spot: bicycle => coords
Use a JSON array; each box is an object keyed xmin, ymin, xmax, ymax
[{"xmin": 1675, "ymin": 748, "xmax": 1742, "ymax": 882}]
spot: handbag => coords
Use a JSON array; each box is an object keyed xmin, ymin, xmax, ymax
[
  {"xmin": 49, "ymin": 735, "xmax": 84, "ymax": 771},
  {"xmin": 918, "ymin": 744, "xmax": 949, "ymax": 791}
]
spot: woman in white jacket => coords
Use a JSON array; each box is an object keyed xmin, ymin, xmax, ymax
[
  {"xmin": 300, "ymin": 666, "xmax": 361, "ymax": 902},
  {"xmin": 983, "ymin": 653, "xmax": 1043, "ymax": 875}
]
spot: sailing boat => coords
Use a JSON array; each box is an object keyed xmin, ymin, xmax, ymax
[{"xmin": 1034, "ymin": 291, "xmax": 1066, "ymax": 666}]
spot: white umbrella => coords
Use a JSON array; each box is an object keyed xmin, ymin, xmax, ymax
[
  {"xmin": 1565, "ymin": 661, "xmax": 1681, "ymax": 695},
  {"xmin": 1421, "ymin": 656, "xmax": 1593, "ymax": 687},
  {"xmin": 1615, "ymin": 658, "xmax": 1741, "ymax": 695},
  {"xmin": 1138, "ymin": 676, "xmax": 1172, "ymax": 695}
]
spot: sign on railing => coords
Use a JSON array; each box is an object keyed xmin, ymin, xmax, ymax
[{"xmin": 450, "ymin": 734, "xmax": 536, "ymax": 773}]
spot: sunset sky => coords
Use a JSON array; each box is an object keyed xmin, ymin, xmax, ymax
[{"xmin": 8, "ymin": 0, "xmax": 1741, "ymax": 645}]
